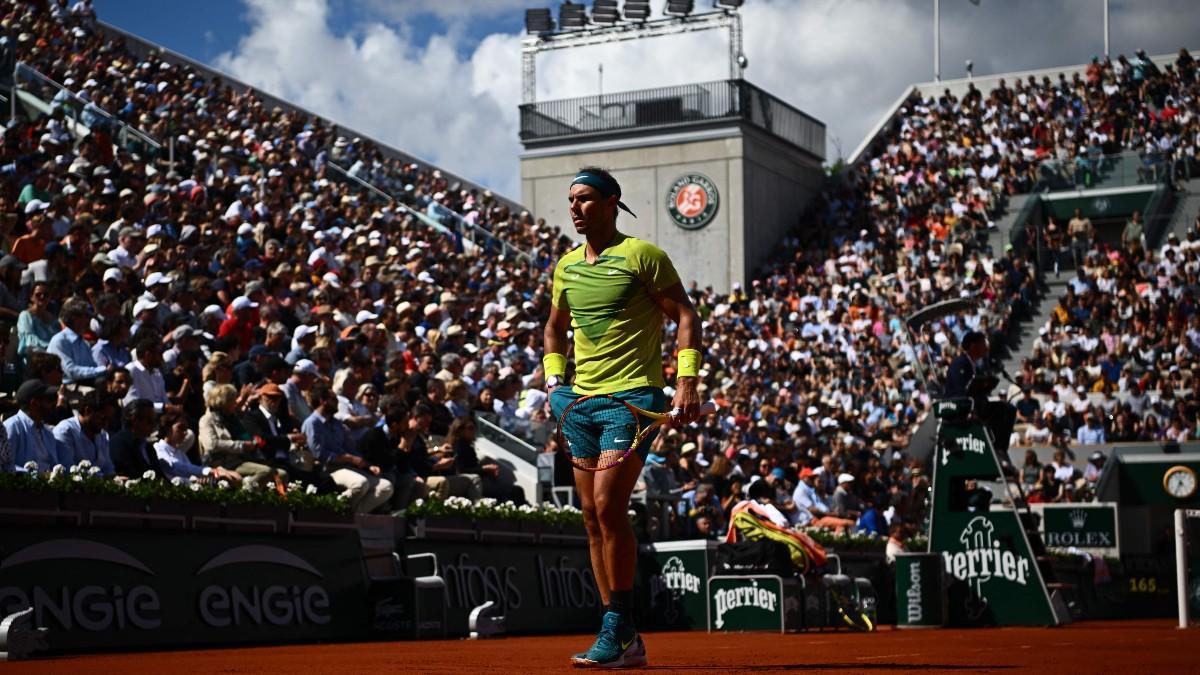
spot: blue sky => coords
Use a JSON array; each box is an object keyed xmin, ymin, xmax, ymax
[{"xmin": 97, "ymin": 0, "xmax": 1200, "ymax": 199}]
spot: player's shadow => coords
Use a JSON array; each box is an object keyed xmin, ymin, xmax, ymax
[{"xmin": 644, "ymin": 664, "xmax": 1015, "ymax": 671}]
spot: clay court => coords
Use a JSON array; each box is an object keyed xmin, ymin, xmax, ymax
[{"xmin": 4, "ymin": 619, "xmax": 1192, "ymax": 674}]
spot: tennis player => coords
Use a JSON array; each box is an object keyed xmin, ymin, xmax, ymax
[{"xmin": 544, "ymin": 167, "xmax": 703, "ymax": 668}]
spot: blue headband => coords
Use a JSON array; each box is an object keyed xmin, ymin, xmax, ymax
[{"xmin": 571, "ymin": 171, "xmax": 637, "ymax": 218}]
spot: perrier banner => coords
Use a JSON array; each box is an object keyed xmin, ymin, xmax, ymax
[{"xmin": 929, "ymin": 410, "xmax": 1060, "ymax": 626}]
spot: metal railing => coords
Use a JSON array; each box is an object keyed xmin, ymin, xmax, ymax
[
  {"xmin": 329, "ymin": 161, "xmax": 534, "ymax": 264},
  {"xmin": 13, "ymin": 61, "xmax": 162, "ymax": 158},
  {"xmin": 474, "ymin": 413, "xmax": 541, "ymax": 465},
  {"xmin": 520, "ymin": 78, "xmax": 825, "ymax": 159},
  {"xmin": 1034, "ymin": 149, "xmax": 1175, "ymax": 193}
]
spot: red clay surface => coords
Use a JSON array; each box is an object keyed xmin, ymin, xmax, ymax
[{"xmin": 4, "ymin": 620, "xmax": 1195, "ymax": 674}]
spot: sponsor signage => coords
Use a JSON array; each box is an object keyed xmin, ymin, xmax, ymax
[
  {"xmin": 666, "ymin": 173, "xmax": 719, "ymax": 230},
  {"xmin": 894, "ymin": 552, "xmax": 945, "ymax": 628},
  {"xmin": 0, "ymin": 526, "xmax": 368, "ymax": 652},
  {"xmin": 639, "ymin": 540, "xmax": 716, "ymax": 630},
  {"xmin": 405, "ymin": 540, "xmax": 600, "ymax": 635},
  {"xmin": 929, "ymin": 419, "xmax": 1059, "ymax": 626},
  {"xmin": 706, "ymin": 575, "xmax": 795, "ymax": 632},
  {"xmin": 1036, "ymin": 503, "xmax": 1120, "ymax": 555}
]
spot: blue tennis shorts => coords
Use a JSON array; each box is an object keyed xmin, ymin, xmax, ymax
[{"xmin": 549, "ymin": 385, "xmax": 667, "ymax": 462}]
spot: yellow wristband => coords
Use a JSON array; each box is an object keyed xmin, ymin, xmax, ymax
[
  {"xmin": 543, "ymin": 352, "xmax": 567, "ymax": 377},
  {"xmin": 677, "ymin": 348, "xmax": 701, "ymax": 378}
]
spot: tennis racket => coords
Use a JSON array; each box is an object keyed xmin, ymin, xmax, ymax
[{"xmin": 556, "ymin": 395, "xmax": 718, "ymax": 473}]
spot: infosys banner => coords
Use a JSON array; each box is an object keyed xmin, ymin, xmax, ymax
[
  {"xmin": 405, "ymin": 540, "xmax": 601, "ymax": 635},
  {"xmin": 0, "ymin": 526, "xmax": 368, "ymax": 653}
]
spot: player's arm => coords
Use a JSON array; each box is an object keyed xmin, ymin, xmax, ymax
[
  {"xmin": 543, "ymin": 301, "xmax": 571, "ymax": 393},
  {"xmin": 649, "ymin": 281, "xmax": 702, "ymax": 424}
]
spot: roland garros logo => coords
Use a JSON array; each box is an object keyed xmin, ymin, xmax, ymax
[{"xmin": 666, "ymin": 173, "xmax": 719, "ymax": 230}]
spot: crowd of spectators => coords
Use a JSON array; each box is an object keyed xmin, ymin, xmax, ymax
[
  {"xmin": 0, "ymin": 2, "xmax": 1195, "ymax": 542},
  {"xmin": 0, "ymin": 0, "xmax": 559, "ymax": 515}
]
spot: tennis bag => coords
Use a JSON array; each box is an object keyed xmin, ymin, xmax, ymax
[
  {"xmin": 725, "ymin": 502, "xmax": 827, "ymax": 575},
  {"xmin": 715, "ymin": 540, "xmax": 794, "ymax": 576}
]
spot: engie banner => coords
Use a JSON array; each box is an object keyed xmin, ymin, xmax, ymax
[{"xmin": 0, "ymin": 526, "xmax": 368, "ymax": 652}]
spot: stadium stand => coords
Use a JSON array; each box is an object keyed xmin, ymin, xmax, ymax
[{"xmin": 0, "ymin": 0, "xmax": 1196, "ymax": 547}]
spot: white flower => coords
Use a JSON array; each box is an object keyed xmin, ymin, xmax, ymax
[
  {"xmin": 189, "ymin": 483, "xmax": 202, "ymax": 492},
  {"xmin": 189, "ymin": 475, "xmax": 200, "ymax": 484},
  {"xmin": 72, "ymin": 474, "xmax": 83, "ymax": 483},
  {"xmin": 337, "ymin": 493, "xmax": 350, "ymax": 502},
  {"xmin": 124, "ymin": 479, "xmax": 139, "ymax": 489},
  {"xmin": 478, "ymin": 498, "xmax": 498, "ymax": 508},
  {"xmin": 142, "ymin": 470, "xmax": 156, "ymax": 481},
  {"xmin": 50, "ymin": 464, "xmax": 65, "ymax": 477},
  {"xmin": 87, "ymin": 466, "xmax": 101, "ymax": 476},
  {"xmin": 519, "ymin": 504, "xmax": 536, "ymax": 513},
  {"xmin": 69, "ymin": 463, "xmax": 83, "ymax": 474},
  {"xmin": 305, "ymin": 484, "xmax": 318, "ymax": 495},
  {"xmin": 23, "ymin": 461, "xmax": 38, "ymax": 472},
  {"xmin": 413, "ymin": 498, "xmax": 424, "ymax": 507},
  {"xmin": 242, "ymin": 480, "xmax": 257, "ymax": 492},
  {"xmin": 217, "ymin": 480, "xmax": 230, "ymax": 489},
  {"xmin": 288, "ymin": 481, "xmax": 303, "ymax": 493},
  {"xmin": 628, "ymin": 509, "xmax": 636, "ymax": 518},
  {"xmin": 170, "ymin": 476, "xmax": 183, "ymax": 487}
]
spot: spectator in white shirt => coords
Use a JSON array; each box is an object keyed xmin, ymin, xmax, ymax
[
  {"xmin": 107, "ymin": 226, "xmax": 143, "ymax": 268},
  {"xmin": 126, "ymin": 336, "xmax": 177, "ymax": 414},
  {"xmin": 154, "ymin": 411, "xmax": 241, "ymax": 483}
]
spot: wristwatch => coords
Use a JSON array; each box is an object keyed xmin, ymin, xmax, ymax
[{"xmin": 546, "ymin": 375, "xmax": 561, "ymax": 389}]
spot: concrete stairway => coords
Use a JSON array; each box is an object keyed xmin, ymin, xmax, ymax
[{"xmin": 1166, "ymin": 177, "xmax": 1200, "ymax": 239}]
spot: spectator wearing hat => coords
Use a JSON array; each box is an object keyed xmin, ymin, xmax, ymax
[
  {"xmin": 48, "ymin": 298, "xmax": 110, "ymax": 385},
  {"xmin": 107, "ymin": 227, "xmax": 143, "ymax": 269},
  {"xmin": 282, "ymin": 359, "xmax": 319, "ymax": 422},
  {"xmin": 4, "ymin": 379, "xmax": 64, "ymax": 471},
  {"xmin": 234, "ymin": 344, "xmax": 272, "ymax": 390},
  {"xmin": 52, "ymin": 389, "xmax": 115, "ymax": 475},
  {"xmin": 218, "ymin": 296, "xmax": 258, "ymax": 354},
  {"xmin": 791, "ymin": 467, "xmax": 855, "ymax": 534},
  {"xmin": 242, "ymin": 381, "xmax": 323, "ymax": 486},
  {"xmin": 109, "ymin": 398, "xmax": 163, "ymax": 478},
  {"xmin": 125, "ymin": 336, "xmax": 177, "ymax": 414},
  {"xmin": 11, "ymin": 200, "xmax": 52, "ymax": 265},
  {"xmin": 16, "ymin": 281, "xmax": 56, "ymax": 369},
  {"xmin": 1083, "ymin": 451, "xmax": 1106, "ymax": 486},
  {"xmin": 286, "ymin": 324, "xmax": 318, "ymax": 365},
  {"xmin": 199, "ymin": 382, "xmax": 284, "ymax": 487},
  {"xmin": 302, "ymin": 382, "xmax": 393, "ymax": 512},
  {"xmin": 161, "ymin": 324, "xmax": 200, "ymax": 374}
]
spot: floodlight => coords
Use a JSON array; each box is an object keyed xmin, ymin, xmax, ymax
[
  {"xmin": 560, "ymin": 2, "xmax": 588, "ymax": 29},
  {"xmin": 665, "ymin": 0, "xmax": 694, "ymax": 17},
  {"xmin": 592, "ymin": 0, "xmax": 620, "ymax": 24},
  {"xmin": 623, "ymin": 0, "xmax": 651, "ymax": 20},
  {"xmin": 715, "ymin": 0, "xmax": 744, "ymax": 8},
  {"xmin": 525, "ymin": 8, "xmax": 555, "ymax": 34}
]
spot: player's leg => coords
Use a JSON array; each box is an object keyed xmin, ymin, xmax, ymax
[{"xmin": 574, "ymin": 467, "xmax": 612, "ymax": 606}]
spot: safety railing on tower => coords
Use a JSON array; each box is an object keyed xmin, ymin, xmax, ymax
[{"xmin": 520, "ymin": 78, "xmax": 825, "ymax": 160}]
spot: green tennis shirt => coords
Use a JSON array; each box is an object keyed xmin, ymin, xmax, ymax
[{"xmin": 551, "ymin": 233, "xmax": 680, "ymax": 395}]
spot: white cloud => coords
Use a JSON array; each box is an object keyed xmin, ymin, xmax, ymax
[{"xmin": 213, "ymin": 0, "xmax": 1200, "ymax": 199}]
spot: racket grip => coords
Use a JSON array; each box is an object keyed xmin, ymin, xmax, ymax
[{"xmin": 668, "ymin": 401, "xmax": 719, "ymax": 418}]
